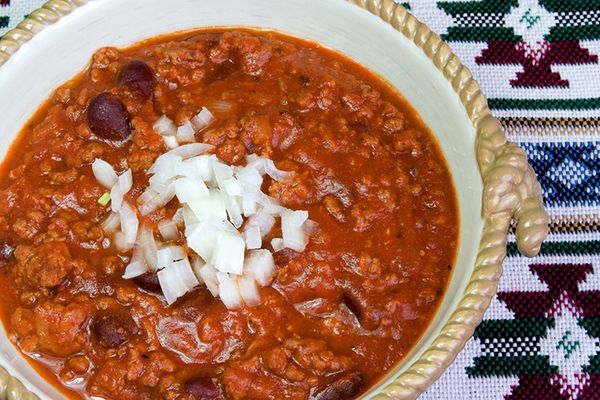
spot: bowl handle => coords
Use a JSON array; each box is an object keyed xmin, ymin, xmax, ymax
[
  {"xmin": 0, "ymin": 366, "xmax": 39, "ymax": 400},
  {"xmin": 477, "ymin": 117, "xmax": 549, "ymax": 259}
]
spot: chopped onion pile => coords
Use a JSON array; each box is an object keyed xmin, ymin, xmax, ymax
[
  {"xmin": 91, "ymin": 108, "xmax": 317, "ymax": 309},
  {"xmin": 153, "ymin": 107, "xmax": 214, "ymax": 149}
]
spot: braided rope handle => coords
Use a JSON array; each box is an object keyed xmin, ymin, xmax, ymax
[
  {"xmin": 0, "ymin": 0, "xmax": 548, "ymax": 399},
  {"xmin": 0, "ymin": 366, "xmax": 39, "ymax": 400}
]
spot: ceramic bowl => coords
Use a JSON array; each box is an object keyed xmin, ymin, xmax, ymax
[{"xmin": 0, "ymin": 0, "xmax": 548, "ymax": 399}]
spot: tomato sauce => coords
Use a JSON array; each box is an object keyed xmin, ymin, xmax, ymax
[{"xmin": 0, "ymin": 29, "xmax": 458, "ymax": 399}]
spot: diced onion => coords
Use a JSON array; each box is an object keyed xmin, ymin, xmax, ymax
[
  {"xmin": 244, "ymin": 225, "xmax": 262, "ymax": 250},
  {"xmin": 148, "ymin": 153, "xmax": 182, "ymax": 179},
  {"xmin": 177, "ymin": 155, "xmax": 213, "ymax": 182},
  {"xmin": 190, "ymin": 255, "xmax": 206, "ymax": 279},
  {"xmin": 157, "ymin": 245, "xmax": 186, "ymax": 268},
  {"xmin": 113, "ymin": 232, "xmax": 128, "ymax": 253},
  {"xmin": 216, "ymin": 272, "xmax": 242, "ymax": 309},
  {"xmin": 173, "ymin": 177, "xmax": 209, "ymax": 204},
  {"xmin": 211, "ymin": 232, "xmax": 245, "ymax": 275},
  {"xmin": 163, "ymin": 135, "xmax": 179, "ymax": 149},
  {"xmin": 138, "ymin": 183, "xmax": 176, "ymax": 216},
  {"xmin": 187, "ymin": 189, "xmax": 227, "ymax": 222},
  {"xmin": 176, "ymin": 120, "xmax": 196, "ymax": 144},
  {"xmin": 110, "ymin": 169, "xmax": 133, "ymax": 212},
  {"xmin": 139, "ymin": 224, "xmax": 159, "ymax": 272},
  {"xmin": 92, "ymin": 159, "xmax": 118, "ymax": 189},
  {"xmin": 238, "ymin": 271, "xmax": 261, "ymax": 306},
  {"xmin": 172, "ymin": 208, "xmax": 185, "ymax": 227},
  {"xmin": 191, "ymin": 107, "xmax": 215, "ymax": 131},
  {"xmin": 122, "ymin": 244, "xmax": 148, "ymax": 279},
  {"xmin": 246, "ymin": 212, "xmax": 276, "ymax": 238},
  {"xmin": 165, "ymin": 143, "xmax": 213, "ymax": 160},
  {"xmin": 222, "ymin": 177, "xmax": 242, "ymax": 196},
  {"xmin": 158, "ymin": 219, "xmax": 180, "ymax": 241},
  {"xmin": 187, "ymin": 219, "xmax": 232, "ymax": 263},
  {"xmin": 158, "ymin": 258, "xmax": 199, "ymax": 305},
  {"xmin": 197, "ymin": 263, "xmax": 219, "ymax": 297},
  {"xmin": 241, "ymin": 196, "xmax": 257, "ymax": 216},
  {"xmin": 244, "ymin": 249, "xmax": 275, "ymax": 287},
  {"xmin": 101, "ymin": 212, "xmax": 120, "ymax": 234},
  {"xmin": 118, "ymin": 202, "xmax": 139, "ymax": 252},
  {"xmin": 153, "ymin": 115, "xmax": 177, "ymax": 136},
  {"xmin": 281, "ymin": 210, "xmax": 309, "ymax": 252},
  {"xmin": 271, "ymin": 238, "xmax": 285, "ymax": 252},
  {"xmin": 246, "ymin": 155, "xmax": 290, "ymax": 182},
  {"xmin": 111, "ymin": 136, "xmax": 316, "ymax": 310},
  {"xmin": 110, "ymin": 184, "xmax": 124, "ymax": 212}
]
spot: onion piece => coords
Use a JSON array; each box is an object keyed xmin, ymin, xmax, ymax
[
  {"xmin": 211, "ymin": 232, "xmax": 245, "ymax": 275},
  {"xmin": 122, "ymin": 244, "xmax": 148, "ymax": 279},
  {"xmin": 281, "ymin": 210, "xmax": 309, "ymax": 252},
  {"xmin": 111, "ymin": 169, "xmax": 133, "ymax": 212},
  {"xmin": 244, "ymin": 249, "xmax": 275, "ymax": 287},
  {"xmin": 244, "ymin": 225, "xmax": 262, "ymax": 250},
  {"xmin": 187, "ymin": 219, "xmax": 236, "ymax": 263},
  {"xmin": 173, "ymin": 177, "xmax": 209, "ymax": 204},
  {"xmin": 157, "ymin": 245, "xmax": 187, "ymax": 268},
  {"xmin": 101, "ymin": 212, "xmax": 120, "ymax": 234},
  {"xmin": 118, "ymin": 202, "xmax": 139, "ymax": 252},
  {"xmin": 190, "ymin": 255, "xmax": 206, "ymax": 279},
  {"xmin": 110, "ymin": 184, "xmax": 124, "ymax": 212},
  {"xmin": 176, "ymin": 120, "xmax": 196, "ymax": 144},
  {"xmin": 271, "ymin": 238, "xmax": 285, "ymax": 252},
  {"xmin": 165, "ymin": 143, "xmax": 213, "ymax": 160},
  {"xmin": 197, "ymin": 263, "xmax": 219, "ymax": 297},
  {"xmin": 92, "ymin": 159, "xmax": 118, "ymax": 189},
  {"xmin": 245, "ymin": 156, "xmax": 290, "ymax": 182},
  {"xmin": 222, "ymin": 177, "xmax": 243, "ymax": 196},
  {"xmin": 139, "ymin": 224, "xmax": 159, "ymax": 272},
  {"xmin": 172, "ymin": 208, "xmax": 185, "ymax": 227},
  {"xmin": 148, "ymin": 153, "xmax": 182, "ymax": 179},
  {"xmin": 138, "ymin": 183, "xmax": 176, "ymax": 216},
  {"xmin": 187, "ymin": 189, "xmax": 227, "ymax": 222},
  {"xmin": 246, "ymin": 212, "xmax": 276, "ymax": 238},
  {"xmin": 158, "ymin": 258, "xmax": 199, "ymax": 305},
  {"xmin": 238, "ymin": 271, "xmax": 261, "ymax": 307},
  {"xmin": 153, "ymin": 115, "xmax": 177, "ymax": 137},
  {"xmin": 163, "ymin": 135, "xmax": 179, "ymax": 149},
  {"xmin": 241, "ymin": 196, "xmax": 257, "ymax": 216},
  {"xmin": 177, "ymin": 155, "xmax": 214, "ymax": 182},
  {"xmin": 216, "ymin": 272, "xmax": 242, "ymax": 309},
  {"xmin": 191, "ymin": 107, "xmax": 215, "ymax": 131},
  {"xmin": 158, "ymin": 219, "xmax": 180, "ymax": 241},
  {"xmin": 213, "ymin": 162, "xmax": 243, "ymax": 227}
]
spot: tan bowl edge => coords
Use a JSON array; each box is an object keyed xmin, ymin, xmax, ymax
[{"xmin": 0, "ymin": 0, "xmax": 549, "ymax": 399}]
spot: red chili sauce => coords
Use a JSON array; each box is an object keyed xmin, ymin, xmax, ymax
[{"xmin": 0, "ymin": 29, "xmax": 458, "ymax": 399}]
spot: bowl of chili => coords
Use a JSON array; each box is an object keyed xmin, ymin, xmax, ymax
[{"xmin": 0, "ymin": 0, "xmax": 548, "ymax": 399}]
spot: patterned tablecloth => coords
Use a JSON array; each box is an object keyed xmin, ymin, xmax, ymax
[{"xmin": 2, "ymin": 1, "xmax": 599, "ymax": 399}]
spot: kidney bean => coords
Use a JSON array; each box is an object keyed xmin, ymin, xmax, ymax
[
  {"xmin": 87, "ymin": 92, "xmax": 131, "ymax": 141},
  {"xmin": 313, "ymin": 372, "xmax": 364, "ymax": 400},
  {"xmin": 118, "ymin": 60, "xmax": 154, "ymax": 101},
  {"xmin": 133, "ymin": 273, "xmax": 162, "ymax": 293},
  {"xmin": 185, "ymin": 376, "xmax": 225, "ymax": 399},
  {"xmin": 91, "ymin": 311, "xmax": 137, "ymax": 347}
]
